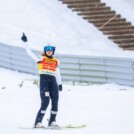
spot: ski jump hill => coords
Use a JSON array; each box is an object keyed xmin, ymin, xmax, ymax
[
  {"xmin": 0, "ymin": 0, "xmax": 134, "ymax": 86},
  {"xmin": 59, "ymin": 0, "xmax": 134, "ymax": 50}
]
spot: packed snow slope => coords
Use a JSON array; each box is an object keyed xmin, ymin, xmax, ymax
[
  {"xmin": 0, "ymin": 0, "xmax": 134, "ymax": 57},
  {"xmin": 0, "ymin": 67, "xmax": 134, "ymax": 134}
]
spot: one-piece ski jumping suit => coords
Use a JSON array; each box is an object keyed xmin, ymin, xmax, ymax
[{"xmin": 23, "ymin": 42, "xmax": 62, "ymax": 126}]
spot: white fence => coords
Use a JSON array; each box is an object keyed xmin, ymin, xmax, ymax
[{"xmin": 0, "ymin": 43, "xmax": 134, "ymax": 86}]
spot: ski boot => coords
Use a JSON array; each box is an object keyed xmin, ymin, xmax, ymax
[{"xmin": 34, "ymin": 122, "xmax": 45, "ymax": 128}]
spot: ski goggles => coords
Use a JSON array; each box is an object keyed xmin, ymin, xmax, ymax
[{"xmin": 44, "ymin": 46, "xmax": 55, "ymax": 51}]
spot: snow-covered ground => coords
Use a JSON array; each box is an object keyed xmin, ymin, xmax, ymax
[
  {"xmin": 0, "ymin": 1, "xmax": 134, "ymax": 133},
  {"xmin": 0, "ymin": 67, "xmax": 134, "ymax": 134},
  {"xmin": 0, "ymin": 0, "xmax": 134, "ymax": 58}
]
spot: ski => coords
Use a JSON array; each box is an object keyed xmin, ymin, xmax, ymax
[
  {"xmin": 19, "ymin": 124, "xmax": 86, "ymax": 130},
  {"xmin": 65, "ymin": 124, "xmax": 86, "ymax": 128}
]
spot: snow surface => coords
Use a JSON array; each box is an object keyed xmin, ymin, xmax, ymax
[
  {"xmin": 0, "ymin": 0, "xmax": 134, "ymax": 58},
  {"xmin": 0, "ymin": 67, "xmax": 134, "ymax": 134},
  {"xmin": 0, "ymin": 1, "xmax": 134, "ymax": 134}
]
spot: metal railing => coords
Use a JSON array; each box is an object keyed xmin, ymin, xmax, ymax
[{"xmin": 0, "ymin": 42, "xmax": 134, "ymax": 86}]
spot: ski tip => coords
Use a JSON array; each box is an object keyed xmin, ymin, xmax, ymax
[{"xmin": 66, "ymin": 124, "xmax": 86, "ymax": 128}]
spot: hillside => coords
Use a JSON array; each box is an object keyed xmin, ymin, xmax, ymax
[{"xmin": 0, "ymin": 0, "xmax": 134, "ymax": 57}]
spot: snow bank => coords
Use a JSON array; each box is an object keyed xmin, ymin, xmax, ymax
[{"xmin": 0, "ymin": 67, "xmax": 134, "ymax": 134}]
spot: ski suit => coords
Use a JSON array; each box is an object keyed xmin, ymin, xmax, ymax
[{"xmin": 23, "ymin": 42, "xmax": 62, "ymax": 126}]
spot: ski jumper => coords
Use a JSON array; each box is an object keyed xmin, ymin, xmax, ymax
[{"xmin": 24, "ymin": 42, "xmax": 62, "ymax": 126}]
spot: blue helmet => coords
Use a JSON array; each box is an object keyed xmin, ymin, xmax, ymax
[{"xmin": 44, "ymin": 45, "xmax": 56, "ymax": 55}]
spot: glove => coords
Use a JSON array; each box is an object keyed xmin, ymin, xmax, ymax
[
  {"xmin": 58, "ymin": 85, "xmax": 62, "ymax": 91},
  {"xmin": 21, "ymin": 33, "xmax": 28, "ymax": 42}
]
